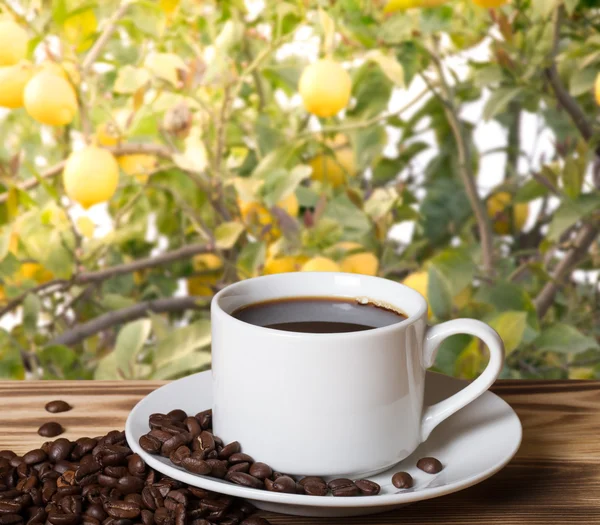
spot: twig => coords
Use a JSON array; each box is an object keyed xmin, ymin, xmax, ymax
[
  {"xmin": 533, "ymin": 7, "xmax": 600, "ymax": 318},
  {"xmin": 49, "ymin": 296, "xmax": 206, "ymax": 347},
  {"xmin": 426, "ymin": 48, "xmax": 495, "ymax": 275},
  {"xmin": 534, "ymin": 223, "xmax": 599, "ymax": 319},
  {"xmin": 505, "ymin": 101, "xmax": 521, "ymax": 180},
  {"xmin": 543, "ymin": 7, "xmax": 598, "ymax": 152},
  {"xmin": 81, "ymin": 2, "xmax": 130, "ymax": 75},
  {"xmin": 0, "ymin": 242, "xmax": 214, "ymax": 319}
]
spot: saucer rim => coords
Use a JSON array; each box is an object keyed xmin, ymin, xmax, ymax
[{"xmin": 125, "ymin": 371, "xmax": 522, "ymax": 509}]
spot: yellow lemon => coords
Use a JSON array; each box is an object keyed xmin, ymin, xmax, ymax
[
  {"xmin": 63, "ymin": 146, "xmax": 119, "ymax": 209},
  {"xmin": 41, "ymin": 61, "xmax": 81, "ymax": 85},
  {"xmin": 0, "ymin": 20, "xmax": 28, "ymax": 66},
  {"xmin": 187, "ymin": 278, "xmax": 214, "ymax": 297},
  {"xmin": 0, "ymin": 61, "xmax": 33, "ymax": 108},
  {"xmin": 309, "ymin": 135, "xmax": 355, "ymax": 187},
  {"xmin": 118, "ymin": 154, "xmax": 157, "ymax": 183},
  {"xmin": 384, "ymin": 0, "xmax": 446, "ymax": 11},
  {"xmin": 264, "ymin": 256, "xmax": 307, "ymax": 275},
  {"xmin": 403, "ymin": 271, "xmax": 432, "ymax": 317},
  {"xmin": 340, "ymin": 252, "xmax": 379, "ymax": 276},
  {"xmin": 473, "ymin": 0, "xmax": 508, "ymax": 7},
  {"xmin": 193, "ymin": 253, "xmax": 223, "ymax": 272},
  {"xmin": 18, "ymin": 263, "xmax": 53, "ymax": 284},
  {"xmin": 276, "ymin": 193, "xmax": 299, "ymax": 217},
  {"xmin": 487, "ymin": 191, "xmax": 529, "ymax": 235},
  {"xmin": 298, "ymin": 59, "xmax": 352, "ymax": 118},
  {"xmin": 159, "ymin": 0, "xmax": 180, "ymax": 14},
  {"xmin": 301, "ymin": 256, "xmax": 340, "ymax": 272},
  {"xmin": 595, "ymin": 72, "xmax": 600, "ymax": 106},
  {"xmin": 76, "ymin": 216, "xmax": 95, "ymax": 239},
  {"xmin": 24, "ymin": 71, "xmax": 78, "ymax": 126},
  {"xmin": 96, "ymin": 122, "xmax": 121, "ymax": 147}
]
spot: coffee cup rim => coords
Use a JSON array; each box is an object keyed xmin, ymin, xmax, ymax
[{"xmin": 211, "ymin": 272, "xmax": 428, "ymax": 338}]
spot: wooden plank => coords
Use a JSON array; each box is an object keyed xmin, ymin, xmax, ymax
[{"xmin": 1, "ymin": 380, "xmax": 599, "ymax": 524}]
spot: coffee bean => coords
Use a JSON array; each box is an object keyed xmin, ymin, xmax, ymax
[
  {"xmin": 181, "ymin": 457, "xmax": 211, "ymax": 476},
  {"xmin": 303, "ymin": 482, "xmax": 328, "ymax": 496},
  {"xmin": 126, "ymin": 454, "xmax": 145, "ymax": 477},
  {"xmin": 48, "ymin": 440, "xmax": 73, "ymax": 463},
  {"xmin": 84, "ymin": 505, "xmax": 107, "ymax": 521},
  {"xmin": 240, "ymin": 518, "xmax": 271, "ymax": 525},
  {"xmin": 45, "ymin": 401, "xmax": 72, "ymax": 414},
  {"xmin": 417, "ymin": 457, "xmax": 443, "ymax": 474},
  {"xmin": 270, "ymin": 476, "xmax": 296, "ymax": 494},
  {"xmin": 328, "ymin": 479, "xmax": 359, "ymax": 497},
  {"xmin": 47, "ymin": 512, "xmax": 80, "ymax": 525},
  {"xmin": 225, "ymin": 472, "xmax": 263, "ymax": 490},
  {"xmin": 168, "ymin": 447, "xmax": 190, "ymax": 467},
  {"xmin": 140, "ymin": 487, "xmax": 163, "ymax": 510},
  {"xmin": 248, "ymin": 463, "xmax": 271, "ymax": 481},
  {"xmin": 227, "ymin": 453, "xmax": 253, "ymax": 465},
  {"xmin": 298, "ymin": 476, "xmax": 326, "ymax": 487},
  {"xmin": 116, "ymin": 476, "xmax": 144, "ymax": 494},
  {"xmin": 227, "ymin": 463, "xmax": 249, "ymax": 475},
  {"xmin": 391, "ymin": 471, "xmax": 413, "ymax": 489},
  {"xmin": 22, "ymin": 450, "xmax": 47, "ymax": 466},
  {"xmin": 194, "ymin": 410, "xmax": 212, "ymax": 430},
  {"xmin": 38, "ymin": 423, "xmax": 64, "ymax": 438},
  {"xmin": 104, "ymin": 501, "xmax": 141, "ymax": 519},
  {"xmin": 182, "ymin": 418, "xmax": 201, "ymax": 438},
  {"xmin": 0, "ymin": 501, "xmax": 22, "ymax": 515},
  {"xmin": 193, "ymin": 432, "xmax": 214, "ymax": 455},
  {"xmin": 0, "ymin": 515, "xmax": 23, "ymax": 525},
  {"xmin": 354, "ymin": 479, "xmax": 380, "ymax": 495},
  {"xmin": 138, "ymin": 436, "xmax": 161, "ymax": 455},
  {"xmin": 0, "ymin": 451, "xmax": 16, "ymax": 460},
  {"xmin": 161, "ymin": 434, "xmax": 190, "ymax": 457},
  {"xmin": 218, "ymin": 442, "xmax": 240, "ymax": 460},
  {"xmin": 204, "ymin": 460, "xmax": 227, "ymax": 479},
  {"xmin": 166, "ymin": 410, "xmax": 187, "ymax": 423}
]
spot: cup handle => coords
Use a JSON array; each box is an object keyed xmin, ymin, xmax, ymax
[{"xmin": 420, "ymin": 319, "xmax": 505, "ymax": 442}]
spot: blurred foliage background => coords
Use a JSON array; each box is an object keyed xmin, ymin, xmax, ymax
[{"xmin": 0, "ymin": 0, "xmax": 599, "ymax": 382}]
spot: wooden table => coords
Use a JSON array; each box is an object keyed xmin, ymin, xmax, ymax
[{"xmin": 1, "ymin": 380, "xmax": 599, "ymax": 524}]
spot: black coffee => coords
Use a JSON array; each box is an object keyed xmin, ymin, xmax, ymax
[{"xmin": 231, "ymin": 297, "xmax": 406, "ymax": 333}]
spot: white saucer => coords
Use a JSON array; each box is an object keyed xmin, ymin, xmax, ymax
[{"xmin": 126, "ymin": 371, "xmax": 522, "ymax": 518}]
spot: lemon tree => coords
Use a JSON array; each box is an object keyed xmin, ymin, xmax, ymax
[{"xmin": 0, "ymin": 0, "xmax": 598, "ymax": 382}]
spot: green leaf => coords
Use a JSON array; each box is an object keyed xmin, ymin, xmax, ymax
[
  {"xmin": 261, "ymin": 165, "xmax": 311, "ymax": 207},
  {"xmin": 530, "ymin": 0, "xmax": 560, "ymax": 19},
  {"xmin": 0, "ymin": 227, "xmax": 13, "ymax": 262},
  {"xmin": 547, "ymin": 194, "xmax": 600, "ymax": 241},
  {"xmin": 364, "ymin": 188, "xmax": 399, "ymax": 221},
  {"xmin": 296, "ymin": 186, "xmax": 319, "ymax": 208},
  {"xmin": 302, "ymin": 218, "xmax": 342, "ymax": 250},
  {"xmin": 100, "ymin": 294, "xmax": 137, "ymax": 311},
  {"xmin": 483, "ymin": 87, "xmax": 523, "ymax": 121},
  {"xmin": 474, "ymin": 282, "xmax": 539, "ymax": 333},
  {"xmin": 428, "ymin": 247, "xmax": 476, "ymax": 297},
  {"xmin": 114, "ymin": 319, "xmax": 152, "ymax": 378},
  {"xmin": 114, "ymin": 65, "xmax": 150, "ymax": 94},
  {"xmin": 237, "ymin": 241, "xmax": 266, "ymax": 279},
  {"xmin": 473, "ymin": 64, "xmax": 504, "ymax": 87},
  {"xmin": 0, "ymin": 333, "xmax": 24, "ymax": 380},
  {"xmin": 215, "ymin": 221, "xmax": 245, "ymax": 250},
  {"xmin": 153, "ymin": 320, "xmax": 211, "ymax": 368},
  {"xmin": 488, "ymin": 311, "xmax": 528, "ymax": 355},
  {"xmin": 562, "ymin": 156, "xmax": 584, "ymax": 199},
  {"xmin": 251, "ymin": 142, "xmax": 301, "ymax": 179},
  {"xmin": 535, "ymin": 324, "xmax": 599, "ymax": 354},
  {"xmin": 514, "ymin": 179, "xmax": 549, "ymax": 202},
  {"xmin": 427, "ymin": 265, "xmax": 452, "ymax": 319},
  {"xmin": 23, "ymin": 294, "xmax": 40, "ymax": 335},
  {"xmin": 421, "ymin": 178, "xmax": 471, "ymax": 244},
  {"xmin": 434, "ymin": 334, "xmax": 471, "ymax": 376},
  {"xmin": 564, "ymin": 0, "xmax": 579, "ymax": 15},
  {"xmin": 348, "ymin": 63, "xmax": 393, "ymax": 119},
  {"xmin": 94, "ymin": 352, "xmax": 118, "ymax": 380},
  {"xmin": 569, "ymin": 68, "xmax": 597, "ymax": 97},
  {"xmin": 323, "ymin": 194, "xmax": 371, "ymax": 241},
  {"xmin": 39, "ymin": 345, "xmax": 77, "ymax": 378},
  {"xmin": 353, "ymin": 126, "xmax": 386, "ymax": 172},
  {"xmin": 150, "ymin": 351, "xmax": 211, "ymax": 380},
  {"xmin": 366, "ymin": 50, "xmax": 404, "ymax": 87},
  {"xmin": 52, "ymin": 0, "xmax": 69, "ymax": 24}
]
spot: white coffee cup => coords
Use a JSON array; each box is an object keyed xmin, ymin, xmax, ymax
[{"xmin": 211, "ymin": 272, "xmax": 504, "ymax": 477}]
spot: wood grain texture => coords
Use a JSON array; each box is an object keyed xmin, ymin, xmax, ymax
[{"xmin": 1, "ymin": 380, "xmax": 599, "ymax": 524}]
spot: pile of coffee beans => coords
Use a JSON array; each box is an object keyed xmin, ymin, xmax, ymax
[
  {"xmin": 0, "ymin": 429, "xmax": 271, "ymax": 525},
  {"xmin": 139, "ymin": 409, "xmax": 384, "ymax": 498}
]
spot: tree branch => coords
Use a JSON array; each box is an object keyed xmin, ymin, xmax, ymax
[
  {"xmin": 533, "ymin": 6, "xmax": 600, "ymax": 318},
  {"xmin": 534, "ymin": 223, "xmax": 599, "ymax": 319},
  {"xmin": 75, "ymin": 242, "xmax": 214, "ymax": 285},
  {"xmin": 49, "ymin": 296, "xmax": 206, "ymax": 347},
  {"xmin": 0, "ymin": 242, "xmax": 214, "ymax": 319},
  {"xmin": 427, "ymin": 49, "xmax": 495, "ymax": 275},
  {"xmin": 81, "ymin": 2, "xmax": 130, "ymax": 75}
]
